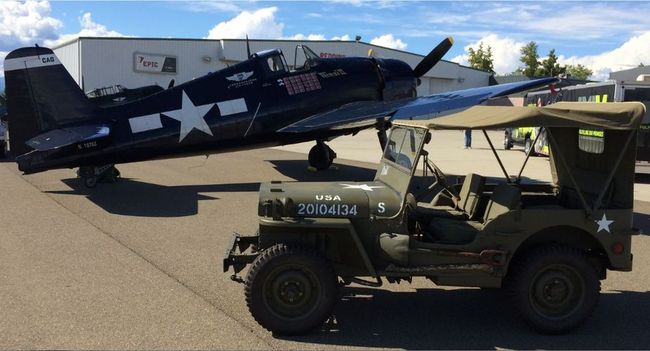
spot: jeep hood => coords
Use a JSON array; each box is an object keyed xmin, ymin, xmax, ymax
[{"xmin": 258, "ymin": 181, "xmax": 402, "ymax": 219}]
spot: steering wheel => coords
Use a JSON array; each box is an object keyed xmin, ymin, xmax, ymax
[{"xmin": 426, "ymin": 160, "xmax": 458, "ymax": 202}]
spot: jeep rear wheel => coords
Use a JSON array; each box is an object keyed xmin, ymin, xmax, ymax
[
  {"xmin": 245, "ymin": 244, "xmax": 338, "ymax": 335},
  {"xmin": 508, "ymin": 246, "xmax": 600, "ymax": 334}
]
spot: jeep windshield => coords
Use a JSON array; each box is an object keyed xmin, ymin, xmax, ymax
[{"xmin": 382, "ymin": 126, "xmax": 427, "ymax": 172}]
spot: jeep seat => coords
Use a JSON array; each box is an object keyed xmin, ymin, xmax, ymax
[
  {"xmin": 426, "ymin": 183, "xmax": 520, "ymax": 244},
  {"xmin": 417, "ymin": 173, "xmax": 486, "ymax": 220}
]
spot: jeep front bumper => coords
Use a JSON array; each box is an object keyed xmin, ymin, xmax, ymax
[{"xmin": 223, "ymin": 232, "xmax": 259, "ymax": 275}]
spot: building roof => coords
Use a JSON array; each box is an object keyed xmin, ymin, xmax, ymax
[{"xmin": 52, "ymin": 36, "xmax": 486, "ymax": 72}]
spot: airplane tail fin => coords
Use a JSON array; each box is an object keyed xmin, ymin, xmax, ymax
[{"xmin": 3, "ymin": 46, "xmax": 98, "ymax": 156}]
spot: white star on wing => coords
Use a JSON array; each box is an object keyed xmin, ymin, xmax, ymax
[
  {"xmin": 595, "ymin": 214, "xmax": 614, "ymax": 233},
  {"xmin": 164, "ymin": 90, "xmax": 215, "ymax": 142},
  {"xmin": 340, "ymin": 184, "xmax": 385, "ymax": 192}
]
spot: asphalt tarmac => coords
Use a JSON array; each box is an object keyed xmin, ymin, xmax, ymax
[{"xmin": 2, "ymin": 130, "xmax": 650, "ymax": 350}]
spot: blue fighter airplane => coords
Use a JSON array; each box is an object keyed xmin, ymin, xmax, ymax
[{"xmin": 3, "ymin": 37, "xmax": 556, "ymax": 186}]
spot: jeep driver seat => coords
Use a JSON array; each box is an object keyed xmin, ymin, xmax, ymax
[
  {"xmin": 417, "ymin": 173, "xmax": 486, "ymax": 220},
  {"xmin": 426, "ymin": 183, "xmax": 521, "ymax": 244}
]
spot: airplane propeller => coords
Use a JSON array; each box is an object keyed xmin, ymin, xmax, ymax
[{"xmin": 412, "ymin": 36, "xmax": 454, "ymax": 78}]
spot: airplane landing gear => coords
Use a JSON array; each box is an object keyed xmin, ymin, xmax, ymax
[
  {"xmin": 308, "ymin": 141, "xmax": 336, "ymax": 171},
  {"xmin": 77, "ymin": 164, "xmax": 121, "ymax": 188}
]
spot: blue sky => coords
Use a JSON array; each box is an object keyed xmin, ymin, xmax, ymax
[{"xmin": 1, "ymin": 1, "xmax": 650, "ymax": 81}]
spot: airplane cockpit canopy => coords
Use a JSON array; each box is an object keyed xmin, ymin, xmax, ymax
[{"xmin": 255, "ymin": 49, "xmax": 289, "ymax": 75}]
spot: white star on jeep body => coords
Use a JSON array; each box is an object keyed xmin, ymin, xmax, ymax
[
  {"xmin": 164, "ymin": 90, "xmax": 215, "ymax": 142},
  {"xmin": 595, "ymin": 214, "xmax": 614, "ymax": 233},
  {"xmin": 340, "ymin": 184, "xmax": 384, "ymax": 192}
]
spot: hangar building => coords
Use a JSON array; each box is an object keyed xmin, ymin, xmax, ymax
[{"xmin": 52, "ymin": 37, "xmax": 490, "ymax": 96}]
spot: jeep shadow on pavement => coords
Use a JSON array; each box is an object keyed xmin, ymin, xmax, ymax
[{"xmin": 224, "ymin": 102, "xmax": 645, "ymax": 336}]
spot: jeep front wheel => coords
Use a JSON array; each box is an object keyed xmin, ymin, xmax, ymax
[
  {"xmin": 245, "ymin": 244, "xmax": 338, "ymax": 335},
  {"xmin": 508, "ymin": 246, "xmax": 600, "ymax": 334}
]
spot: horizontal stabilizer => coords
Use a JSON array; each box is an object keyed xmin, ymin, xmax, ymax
[{"xmin": 26, "ymin": 124, "xmax": 110, "ymax": 151}]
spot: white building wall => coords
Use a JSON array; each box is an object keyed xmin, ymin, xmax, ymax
[
  {"xmin": 53, "ymin": 37, "xmax": 490, "ymax": 95},
  {"xmin": 52, "ymin": 39, "xmax": 80, "ymax": 86},
  {"xmin": 78, "ymin": 38, "xmax": 224, "ymax": 92}
]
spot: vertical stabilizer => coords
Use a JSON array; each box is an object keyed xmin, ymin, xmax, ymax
[{"xmin": 3, "ymin": 46, "xmax": 98, "ymax": 156}]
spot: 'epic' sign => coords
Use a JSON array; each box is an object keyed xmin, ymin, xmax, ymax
[{"xmin": 134, "ymin": 53, "xmax": 177, "ymax": 74}]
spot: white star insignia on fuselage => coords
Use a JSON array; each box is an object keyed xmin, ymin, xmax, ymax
[
  {"xmin": 595, "ymin": 214, "xmax": 614, "ymax": 233},
  {"xmin": 164, "ymin": 90, "xmax": 215, "ymax": 142},
  {"xmin": 340, "ymin": 184, "xmax": 384, "ymax": 192}
]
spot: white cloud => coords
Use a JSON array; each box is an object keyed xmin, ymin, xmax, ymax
[
  {"xmin": 285, "ymin": 33, "xmax": 326, "ymax": 41},
  {"xmin": 559, "ymin": 31, "xmax": 650, "ymax": 81},
  {"xmin": 451, "ymin": 32, "xmax": 650, "ymax": 80},
  {"xmin": 44, "ymin": 12, "xmax": 125, "ymax": 47},
  {"xmin": 370, "ymin": 34, "xmax": 407, "ymax": 50},
  {"xmin": 206, "ymin": 7, "xmax": 284, "ymax": 39},
  {"xmin": 332, "ymin": 34, "xmax": 352, "ymax": 41},
  {"xmin": 0, "ymin": 0, "xmax": 62, "ymax": 49},
  {"xmin": 185, "ymin": 1, "xmax": 241, "ymax": 13},
  {"xmin": 451, "ymin": 34, "xmax": 526, "ymax": 75},
  {"xmin": 206, "ymin": 7, "xmax": 351, "ymax": 43}
]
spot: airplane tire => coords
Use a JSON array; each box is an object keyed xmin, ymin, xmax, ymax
[
  {"xmin": 508, "ymin": 245, "xmax": 600, "ymax": 334},
  {"xmin": 245, "ymin": 244, "xmax": 338, "ymax": 335},
  {"xmin": 308, "ymin": 143, "xmax": 335, "ymax": 170}
]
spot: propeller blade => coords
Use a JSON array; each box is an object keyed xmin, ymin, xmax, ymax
[
  {"xmin": 246, "ymin": 35, "xmax": 251, "ymax": 58},
  {"xmin": 413, "ymin": 36, "xmax": 454, "ymax": 78}
]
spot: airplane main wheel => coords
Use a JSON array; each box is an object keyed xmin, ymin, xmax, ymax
[
  {"xmin": 308, "ymin": 143, "xmax": 336, "ymax": 171},
  {"xmin": 245, "ymin": 244, "xmax": 338, "ymax": 335}
]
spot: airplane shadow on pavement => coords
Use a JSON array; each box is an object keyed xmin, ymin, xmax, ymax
[
  {"xmin": 267, "ymin": 159, "xmax": 377, "ymax": 182},
  {"xmin": 49, "ymin": 178, "xmax": 249, "ymax": 217},
  {"xmin": 45, "ymin": 160, "xmax": 377, "ymax": 217},
  {"xmin": 281, "ymin": 287, "xmax": 650, "ymax": 350}
]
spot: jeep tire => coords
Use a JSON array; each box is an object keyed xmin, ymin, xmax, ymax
[
  {"xmin": 508, "ymin": 245, "xmax": 600, "ymax": 334},
  {"xmin": 245, "ymin": 244, "xmax": 338, "ymax": 335}
]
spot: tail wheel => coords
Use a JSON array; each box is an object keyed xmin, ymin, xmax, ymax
[
  {"xmin": 245, "ymin": 244, "xmax": 338, "ymax": 335},
  {"xmin": 508, "ymin": 246, "xmax": 600, "ymax": 334},
  {"xmin": 308, "ymin": 142, "xmax": 336, "ymax": 171}
]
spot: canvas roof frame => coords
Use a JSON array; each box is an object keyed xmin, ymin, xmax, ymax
[{"xmin": 397, "ymin": 102, "xmax": 646, "ymax": 216}]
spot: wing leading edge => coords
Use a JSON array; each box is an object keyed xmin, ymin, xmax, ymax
[{"xmin": 279, "ymin": 77, "xmax": 559, "ymax": 133}]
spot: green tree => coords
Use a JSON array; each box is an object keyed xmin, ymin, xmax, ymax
[
  {"xmin": 519, "ymin": 41, "xmax": 539, "ymax": 77},
  {"xmin": 565, "ymin": 64, "xmax": 593, "ymax": 80},
  {"xmin": 538, "ymin": 49, "xmax": 565, "ymax": 77},
  {"xmin": 467, "ymin": 42, "xmax": 494, "ymax": 73}
]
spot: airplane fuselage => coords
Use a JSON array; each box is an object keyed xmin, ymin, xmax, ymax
[{"xmin": 17, "ymin": 48, "xmax": 416, "ymax": 173}]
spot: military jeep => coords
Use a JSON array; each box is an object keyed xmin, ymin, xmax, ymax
[{"xmin": 224, "ymin": 102, "xmax": 645, "ymax": 335}]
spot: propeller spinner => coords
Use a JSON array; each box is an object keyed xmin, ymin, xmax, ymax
[{"xmin": 413, "ymin": 37, "xmax": 454, "ymax": 78}]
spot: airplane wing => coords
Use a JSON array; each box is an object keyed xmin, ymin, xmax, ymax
[{"xmin": 279, "ymin": 77, "xmax": 559, "ymax": 133}]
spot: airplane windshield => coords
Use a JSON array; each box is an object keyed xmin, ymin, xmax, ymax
[{"xmin": 267, "ymin": 55, "xmax": 286, "ymax": 73}]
